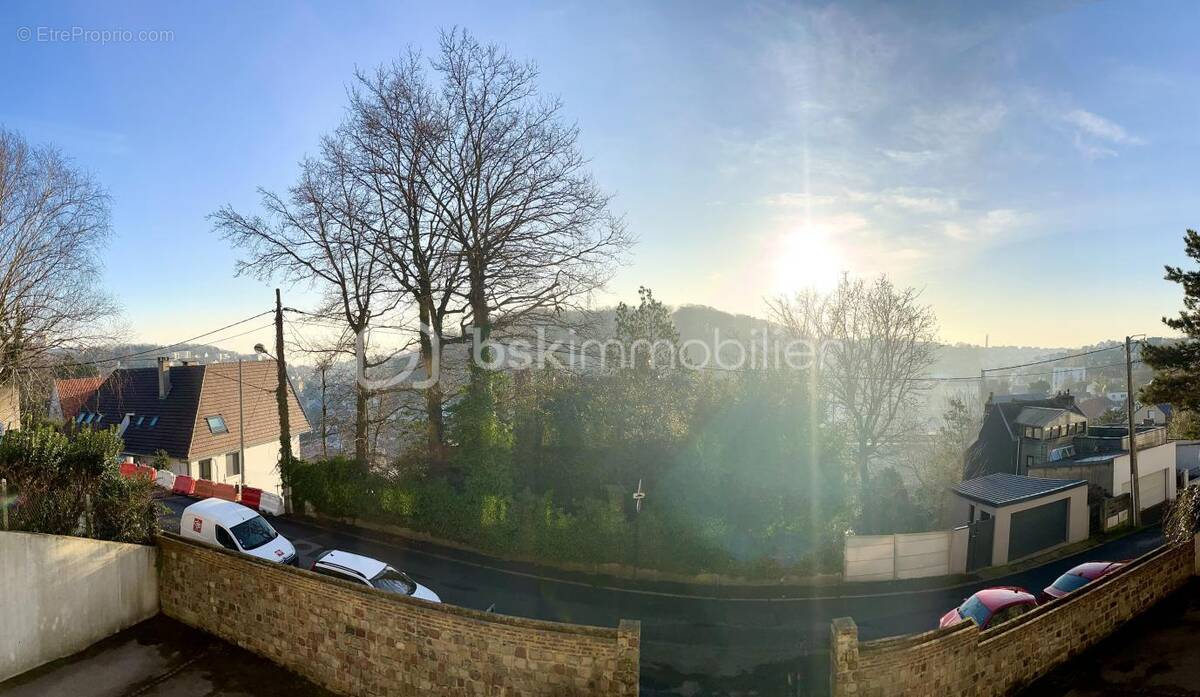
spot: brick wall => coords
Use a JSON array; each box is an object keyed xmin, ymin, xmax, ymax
[
  {"xmin": 831, "ymin": 535, "xmax": 1197, "ymax": 697},
  {"xmin": 157, "ymin": 534, "xmax": 639, "ymax": 696}
]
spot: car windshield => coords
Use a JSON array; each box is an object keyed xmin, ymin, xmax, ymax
[
  {"xmin": 372, "ymin": 568, "xmax": 418, "ymax": 596},
  {"xmin": 230, "ymin": 515, "xmax": 278, "ymax": 550},
  {"xmin": 1051, "ymin": 573, "xmax": 1092, "ymax": 594},
  {"xmin": 958, "ymin": 595, "xmax": 992, "ymax": 628}
]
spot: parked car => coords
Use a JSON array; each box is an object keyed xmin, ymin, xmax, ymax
[
  {"xmin": 310, "ymin": 549, "xmax": 441, "ymax": 603},
  {"xmin": 1041, "ymin": 561, "xmax": 1125, "ymax": 601},
  {"xmin": 939, "ymin": 587, "xmax": 1038, "ymax": 629},
  {"xmin": 180, "ymin": 498, "xmax": 297, "ymax": 566}
]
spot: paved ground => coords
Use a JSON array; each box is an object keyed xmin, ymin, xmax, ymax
[
  {"xmin": 156, "ymin": 495, "xmax": 1165, "ymax": 696},
  {"xmin": 0, "ymin": 615, "xmax": 336, "ymax": 697},
  {"xmin": 1022, "ymin": 578, "xmax": 1200, "ymax": 696}
]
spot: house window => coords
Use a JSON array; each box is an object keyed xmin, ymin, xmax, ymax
[
  {"xmin": 980, "ymin": 511, "xmax": 991, "ymax": 521},
  {"xmin": 205, "ymin": 415, "xmax": 229, "ymax": 434},
  {"xmin": 1023, "ymin": 426, "xmax": 1033, "ymax": 438},
  {"xmin": 1026, "ymin": 455, "xmax": 1034, "ymax": 470},
  {"xmin": 968, "ymin": 504, "xmax": 975, "ymax": 522},
  {"xmin": 1033, "ymin": 427, "xmax": 1043, "ymax": 439},
  {"xmin": 148, "ymin": 416, "xmax": 159, "ymax": 428},
  {"xmin": 198, "ymin": 458, "xmax": 212, "ymax": 480},
  {"xmin": 136, "ymin": 415, "xmax": 145, "ymax": 427},
  {"xmin": 227, "ymin": 451, "xmax": 241, "ymax": 477}
]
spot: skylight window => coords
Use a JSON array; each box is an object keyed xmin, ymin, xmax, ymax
[
  {"xmin": 205, "ymin": 415, "xmax": 229, "ymax": 434},
  {"xmin": 136, "ymin": 416, "xmax": 145, "ymax": 427},
  {"xmin": 148, "ymin": 416, "xmax": 159, "ymax": 428}
]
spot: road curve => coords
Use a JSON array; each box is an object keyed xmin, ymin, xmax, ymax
[{"xmin": 156, "ymin": 495, "xmax": 1163, "ymax": 696}]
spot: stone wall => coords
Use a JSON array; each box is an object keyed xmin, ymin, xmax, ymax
[
  {"xmin": 156, "ymin": 533, "xmax": 640, "ymax": 696},
  {"xmin": 0, "ymin": 532, "xmax": 159, "ymax": 682},
  {"xmin": 831, "ymin": 536, "xmax": 1197, "ymax": 697}
]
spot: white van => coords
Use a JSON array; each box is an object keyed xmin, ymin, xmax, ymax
[{"xmin": 180, "ymin": 498, "xmax": 298, "ymax": 566}]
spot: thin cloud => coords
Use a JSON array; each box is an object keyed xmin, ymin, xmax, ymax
[{"xmin": 1063, "ymin": 109, "xmax": 1144, "ymax": 145}]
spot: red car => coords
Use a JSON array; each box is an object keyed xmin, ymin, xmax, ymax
[
  {"xmin": 939, "ymin": 587, "xmax": 1038, "ymax": 629},
  {"xmin": 1042, "ymin": 561, "xmax": 1125, "ymax": 601}
]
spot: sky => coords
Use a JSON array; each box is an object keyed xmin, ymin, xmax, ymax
[{"xmin": 2, "ymin": 0, "xmax": 1198, "ymax": 349}]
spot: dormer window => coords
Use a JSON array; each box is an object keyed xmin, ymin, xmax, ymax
[{"xmin": 205, "ymin": 415, "xmax": 229, "ymax": 434}]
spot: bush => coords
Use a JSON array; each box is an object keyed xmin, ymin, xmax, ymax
[{"xmin": 0, "ymin": 425, "xmax": 161, "ymax": 544}]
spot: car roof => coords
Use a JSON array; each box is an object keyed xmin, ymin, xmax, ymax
[
  {"xmin": 1063, "ymin": 561, "xmax": 1122, "ymax": 579},
  {"xmin": 315, "ymin": 549, "xmax": 388, "ymax": 579},
  {"xmin": 972, "ymin": 587, "xmax": 1036, "ymax": 610},
  {"xmin": 182, "ymin": 498, "xmax": 260, "ymax": 525}
]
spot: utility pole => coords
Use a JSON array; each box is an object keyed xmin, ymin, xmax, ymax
[
  {"xmin": 1125, "ymin": 335, "xmax": 1141, "ymax": 527},
  {"xmin": 979, "ymin": 369, "xmax": 987, "ymax": 408},
  {"xmin": 320, "ymin": 363, "xmax": 328, "ymax": 459},
  {"xmin": 237, "ymin": 359, "xmax": 246, "ymax": 486},
  {"xmin": 275, "ymin": 288, "xmax": 293, "ymax": 466}
]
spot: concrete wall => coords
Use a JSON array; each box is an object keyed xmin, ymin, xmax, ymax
[
  {"xmin": 157, "ymin": 534, "xmax": 640, "ymax": 696},
  {"xmin": 0, "ymin": 532, "xmax": 158, "ymax": 683},
  {"xmin": 831, "ymin": 536, "xmax": 1197, "ymax": 697},
  {"xmin": 844, "ymin": 531, "xmax": 967, "ymax": 582}
]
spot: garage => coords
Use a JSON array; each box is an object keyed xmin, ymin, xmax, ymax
[
  {"xmin": 954, "ymin": 473, "xmax": 1090, "ymax": 567},
  {"xmin": 1007, "ymin": 498, "xmax": 1069, "ymax": 561}
]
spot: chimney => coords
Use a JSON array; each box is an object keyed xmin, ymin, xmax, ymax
[{"xmin": 157, "ymin": 357, "xmax": 171, "ymax": 400}]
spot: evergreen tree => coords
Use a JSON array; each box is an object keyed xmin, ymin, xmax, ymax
[{"xmin": 1143, "ymin": 230, "xmax": 1200, "ymax": 410}]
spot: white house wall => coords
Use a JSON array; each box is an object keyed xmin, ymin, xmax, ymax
[{"xmin": 159, "ymin": 434, "xmax": 300, "ymax": 496}]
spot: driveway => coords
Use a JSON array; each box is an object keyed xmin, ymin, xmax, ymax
[{"xmin": 156, "ymin": 495, "xmax": 1163, "ymax": 696}]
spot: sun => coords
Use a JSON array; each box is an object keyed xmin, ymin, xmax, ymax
[{"xmin": 773, "ymin": 225, "xmax": 844, "ymax": 294}]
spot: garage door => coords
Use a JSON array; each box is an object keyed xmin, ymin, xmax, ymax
[
  {"xmin": 1138, "ymin": 469, "xmax": 1167, "ymax": 509},
  {"xmin": 1008, "ymin": 498, "xmax": 1069, "ymax": 561}
]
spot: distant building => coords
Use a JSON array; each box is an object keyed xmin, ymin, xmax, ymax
[
  {"xmin": 965, "ymin": 393, "xmax": 1176, "ymax": 516},
  {"xmin": 1051, "ymin": 366, "xmax": 1086, "ymax": 392},
  {"xmin": 50, "ymin": 358, "xmax": 309, "ymax": 495},
  {"xmin": 964, "ymin": 393, "xmax": 1086, "ymax": 479},
  {"xmin": 1076, "ymin": 395, "xmax": 1118, "ymax": 421}
]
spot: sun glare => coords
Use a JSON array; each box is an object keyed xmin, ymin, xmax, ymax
[{"xmin": 773, "ymin": 226, "xmax": 844, "ymax": 294}]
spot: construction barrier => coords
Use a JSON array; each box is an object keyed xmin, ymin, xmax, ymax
[
  {"xmin": 118, "ymin": 462, "xmax": 138, "ymax": 479},
  {"xmin": 192, "ymin": 479, "xmax": 216, "ymax": 500},
  {"xmin": 135, "ymin": 465, "xmax": 157, "ymax": 481},
  {"xmin": 212, "ymin": 482, "xmax": 239, "ymax": 502},
  {"xmin": 155, "ymin": 469, "xmax": 176, "ymax": 490},
  {"xmin": 172, "ymin": 475, "xmax": 196, "ymax": 496},
  {"xmin": 239, "ymin": 487, "xmax": 262, "ymax": 510},
  {"xmin": 258, "ymin": 492, "xmax": 284, "ymax": 516}
]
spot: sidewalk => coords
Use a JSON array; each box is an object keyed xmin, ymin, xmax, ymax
[
  {"xmin": 0, "ymin": 615, "xmax": 337, "ymax": 697},
  {"xmin": 1021, "ymin": 578, "xmax": 1200, "ymax": 696}
]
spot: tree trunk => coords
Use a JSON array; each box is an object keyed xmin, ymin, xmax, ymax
[
  {"xmin": 857, "ymin": 444, "xmax": 872, "ymax": 533},
  {"xmin": 419, "ymin": 301, "xmax": 446, "ymax": 469},
  {"xmin": 355, "ymin": 382, "xmax": 369, "ymax": 466}
]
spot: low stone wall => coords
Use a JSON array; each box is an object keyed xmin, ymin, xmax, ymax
[
  {"xmin": 0, "ymin": 532, "xmax": 159, "ymax": 683},
  {"xmin": 156, "ymin": 533, "xmax": 640, "ymax": 696},
  {"xmin": 831, "ymin": 535, "xmax": 1197, "ymax": 697}
]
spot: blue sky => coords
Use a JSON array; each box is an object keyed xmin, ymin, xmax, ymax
[{"xmin": 2, "ymin": 0, "xmax": 1197, "ymax": 348}]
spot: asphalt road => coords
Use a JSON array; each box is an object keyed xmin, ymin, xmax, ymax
[{"xmin": 156, "ymin": 495, "xmax": 1164, "ymax": 697}]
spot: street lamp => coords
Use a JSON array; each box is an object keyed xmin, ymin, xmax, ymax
[{"xmin": 254, "ymin": 343, "xmax": 271, "ymax": 358}]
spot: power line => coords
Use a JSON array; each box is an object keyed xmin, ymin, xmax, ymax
[
  {"xmin": 980, "ymin": 344, "xmax": 1124, "ymax": 373},
  {"xmin": 24, "ymin": 310, "xmax": 274, "ymax": 371}
]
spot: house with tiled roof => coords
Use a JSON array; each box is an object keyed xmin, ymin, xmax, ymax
[{"xmin": 51, "ymin": 358, "xmax": 309, "ymax": 495}]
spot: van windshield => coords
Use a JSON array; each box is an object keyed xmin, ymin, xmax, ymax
[{"xmin": 230, "ymin": 515, "xmax": 278, "ymax": 550}]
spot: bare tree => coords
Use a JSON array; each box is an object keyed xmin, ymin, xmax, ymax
[
  {"xmin": 769, "ymin": 275, "xmax": 938, "ymax": 532},
  {"xmin": 424, "ymin": 30, "xmax": 630, "ymax": 380},
  {"xmin": 341, "ymin": 54, "xmax": 468, "ymax": 469},
  {"xmin": 0, "ymin": 129, "xmax": 119, "ymax": 409},
  {"xmin": 212, "ymin": 139, "xmax": 401, "ymax": 465}
]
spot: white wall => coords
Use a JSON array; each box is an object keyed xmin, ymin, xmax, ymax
[
  {"xmin": 0, "ymin": 532, "xmax": 159, "ymax": 683},
  {"xmin": 1112, "ymin": 441, "xmax": 1177, "ymax": 511},
  {"xmin": 844, "ymin": 531, "xmax": 962, "ymax": 582}
]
